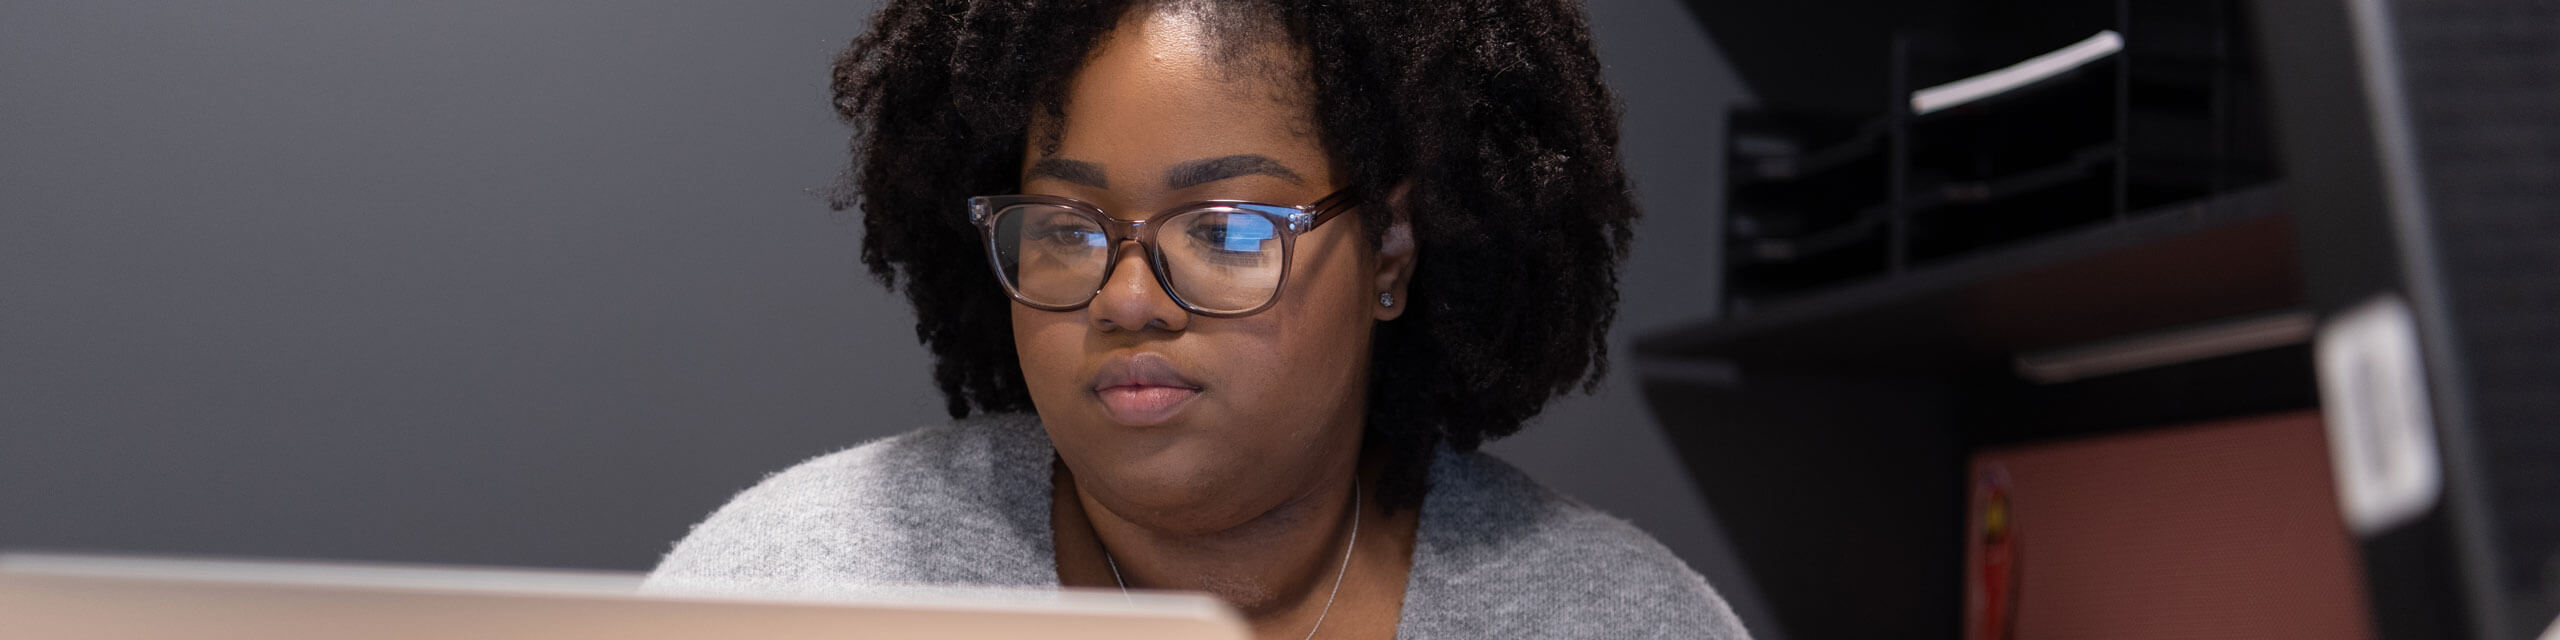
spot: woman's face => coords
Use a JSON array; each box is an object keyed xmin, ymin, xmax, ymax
[{"xmin": 1012, "ymin": 8, "xmax": 1409, "ymax": 534}]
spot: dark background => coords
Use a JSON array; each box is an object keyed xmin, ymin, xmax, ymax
[{"xmin": 0, "ymin": 1, "xmax": 1773, "ymax": 634}]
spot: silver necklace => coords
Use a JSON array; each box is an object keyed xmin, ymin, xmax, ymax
[{"xmin": 1104, "ymin": 484, "xmax": 1361, "ymax": 640}]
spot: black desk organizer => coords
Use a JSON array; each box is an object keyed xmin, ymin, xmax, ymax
[{"xmin": 1722, "ymin": 0, "xmax": 2275, "ymax": 311}]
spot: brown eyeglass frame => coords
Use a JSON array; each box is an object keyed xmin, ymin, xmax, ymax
[{"xmin": 965, "ymin": 187, "xmax": 1361, "ymax": 318}]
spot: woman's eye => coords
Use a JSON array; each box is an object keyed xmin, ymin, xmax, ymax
[
  {"xmin": 1033, "ymin": 226, "xmax": 1105, "ymax": 248},
  {"xmin": 1187, "ymin": 222, "xmax": 1273, "ymax": 253}
]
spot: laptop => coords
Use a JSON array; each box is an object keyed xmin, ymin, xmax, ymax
[{"xmin": 0, "ymin": 553, "xmax": 1248, "ymax": 639}]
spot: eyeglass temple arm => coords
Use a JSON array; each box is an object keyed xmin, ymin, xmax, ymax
[{"xmin": 1290, "ymin": 188, "xmax": 1363, "ymax": 231}]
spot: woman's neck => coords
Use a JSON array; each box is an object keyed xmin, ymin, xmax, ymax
[{"xmin": 1050, "ymin": 456, "xmax": 1415, "ymax": 639}]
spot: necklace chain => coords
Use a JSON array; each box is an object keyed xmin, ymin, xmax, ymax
[{"xmin": 1103, "ymin": 484, "xmax": 1361, "ymax": 640}]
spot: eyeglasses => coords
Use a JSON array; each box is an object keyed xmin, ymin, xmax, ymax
[{"xmin": 965, "ymin": 188, "xmax": 1360, "ymax": 318}]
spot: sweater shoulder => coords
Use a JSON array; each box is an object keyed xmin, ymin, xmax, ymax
[
  {"xmin": 1402, "ymin": 450, "xmax": 1751, "ymax": 639},
  {"xmin": 644, "ymin": 414, "xmax": 1056, "ymax": 593}
]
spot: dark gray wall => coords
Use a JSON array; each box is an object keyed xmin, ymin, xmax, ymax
[
  {"xmin": 1, "ymin": 0, "xmax": 1768, "ymax": 633},
  {"xmin": 1, "ymin": 0, "xmax": 926, "ymax": 570},
  {"xmin": 1490, "ymin": 2, "xmax": 1773, "ymax": 633}
]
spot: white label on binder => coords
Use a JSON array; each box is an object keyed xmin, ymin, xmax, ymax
[{"xmin": 2315, "ymin": 295, "xmax": 2444, "ymax": 536}]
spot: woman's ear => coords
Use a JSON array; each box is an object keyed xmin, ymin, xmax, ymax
[{"xmin": 1372, "ymin": 180, "xmax": 1417, "ymax": 322}]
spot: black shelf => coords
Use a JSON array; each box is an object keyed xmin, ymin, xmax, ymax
[
  {"xmin": 1637, "ymin": 185, "xmax": 2310, "ymax": 640},
  {"xmin": 1646, "ymin": 184, "xmax": 2297, "ymax": 374}
]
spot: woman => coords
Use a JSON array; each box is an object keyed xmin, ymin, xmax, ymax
[{"xmin": 650, "ymin": 1, "xmax": 1749, "ymax": 638}]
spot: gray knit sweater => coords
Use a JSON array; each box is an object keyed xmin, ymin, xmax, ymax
[{"xmin": 647, "ymin": 414, "xmax": 1749, "ymax": 639}]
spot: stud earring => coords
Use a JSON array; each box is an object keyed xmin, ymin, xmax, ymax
[{"xmin": 1380, "ymin": 292, "xmax": 1396, "ymax": 308}]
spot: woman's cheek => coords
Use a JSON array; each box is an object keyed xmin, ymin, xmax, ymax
[{"xmin": 1010, "ymin": 310, "xmax": 1086, "ymax": 402}]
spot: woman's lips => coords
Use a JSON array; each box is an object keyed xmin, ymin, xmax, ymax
[
  {"xmin": 1090, "ymin": 353, "xmax": 1200, "ymax": 426},
  {"xmin": 1096, "ymin": 385, "xmax": 1199, "ymax": 426}
]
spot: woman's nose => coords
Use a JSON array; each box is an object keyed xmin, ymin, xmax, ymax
[{"xmin": 1087, "ymin": 240, "xmax": 1189, "ymax": 334}]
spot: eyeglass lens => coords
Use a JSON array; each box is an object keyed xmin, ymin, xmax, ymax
[{"xmin": 989, "ymin": 204, "xmax": 1288, "ymax": 314}]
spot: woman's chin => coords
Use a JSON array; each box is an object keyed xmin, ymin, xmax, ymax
[{"xmin": 1087, "ymin": 452, "xmax": 1280, "ymax": 535}]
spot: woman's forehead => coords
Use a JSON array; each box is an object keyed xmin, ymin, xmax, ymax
[{"xmin": 1024, "ymin": 5, "xmax": 1325, "ymax": 192}]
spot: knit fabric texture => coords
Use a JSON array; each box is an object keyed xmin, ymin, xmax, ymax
[{"xmin": 646, "ymin": 413, "xmax": 1749, "ymax": 639}]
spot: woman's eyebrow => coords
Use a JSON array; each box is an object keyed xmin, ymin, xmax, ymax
[
  {"xmin": 1165, "ymin": 154, "xmax": 1305, "ymax": 189},
  {"xmin": 1026, "ymin": 157, "xmax": 1108, "ymax": 188}
]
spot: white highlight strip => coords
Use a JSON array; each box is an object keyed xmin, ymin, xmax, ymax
[
  {"xmin": 1912, "ymin": 30, "xmax": 2124, "ymax": 115},
  {"xmin": 2014, "ymin": 311, "xmax": 2315, "ymax": 384}
]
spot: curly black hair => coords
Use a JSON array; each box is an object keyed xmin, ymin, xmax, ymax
[{"xmin": 831, "ymin": 0, "xmax": 1634, "ymax": 510}]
